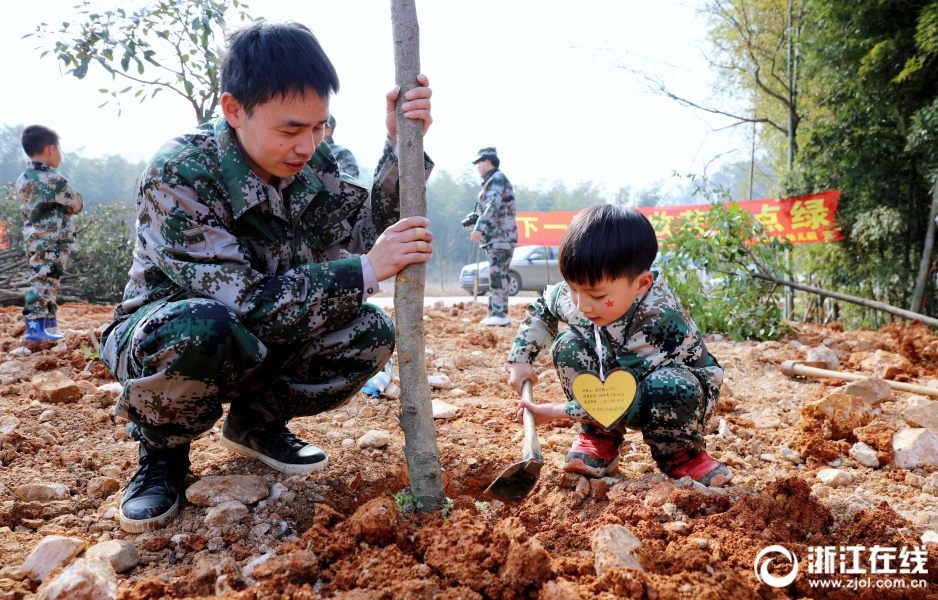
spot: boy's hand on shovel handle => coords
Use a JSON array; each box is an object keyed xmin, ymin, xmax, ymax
[
  {"xmin": 516, "ymin": 395, "xmax": 568, "ymax": 427},
  {"xmin": 509, "ymin": 362, "xmax": 538, "ymax": 395}
]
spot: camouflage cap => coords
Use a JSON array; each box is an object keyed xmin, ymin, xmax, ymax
[
  {"xmin": 472, "ymin": 147, "xmax": 498, "ymax": 164},
  {"xmin": 327, "ymin": 115, "xmax": 337, "ymax": 129}
]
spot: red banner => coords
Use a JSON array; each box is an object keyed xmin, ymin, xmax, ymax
[{"xmin": 516, "ymin": 190, "xmax": 843, "ymax": 246}]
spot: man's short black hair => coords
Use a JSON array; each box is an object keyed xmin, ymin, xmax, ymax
[
  {"xmin": 21, "ymin": 125, "xmax": 59, "ymax": 158},
  {"xmin": 221, "ymin": 21, "xmax": 339, "ymax": 115},
  {"xmin": 558, "ymin": 204, "xmax": 659, "ymax": 286},
  {"xmin": 490, "ymin": 156, "xmax": 501, "ymax": 168}
]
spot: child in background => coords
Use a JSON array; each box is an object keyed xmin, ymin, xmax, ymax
[
  {"xmin": 14, "ymin": 125, "xmax": 83, "ymax": 342},
  {"xmin": 507, "ymin": 204, "xmax": 732, "ymax": 487}
]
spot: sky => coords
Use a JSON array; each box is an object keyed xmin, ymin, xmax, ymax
[{"xmin": 0, "ymin": 0, "xmax": 745, "ymax": 200}]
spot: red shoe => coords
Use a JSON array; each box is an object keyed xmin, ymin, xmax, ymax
[
  {"xmin": 659, "ymin": 450, "xmax": 733, "ymax": 488},
  {"xmin": 563, "ymin": 424, "xmax": 623, "ymax": 478}
]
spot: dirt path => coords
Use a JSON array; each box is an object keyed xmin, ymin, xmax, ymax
[{"xmin": 1, "ymin": 301, "xmax": 937, "ymax": 598}]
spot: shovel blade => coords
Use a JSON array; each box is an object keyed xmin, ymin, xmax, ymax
[{"xmin": 482, "ymin": 458, "xmax": 544, "ymax": 505}]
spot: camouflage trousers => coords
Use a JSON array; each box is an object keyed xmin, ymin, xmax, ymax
[
  {"xmin": 23, "ymin": 250, "xmax": 68, "ymax": 319},
  {"xmin": 487, "ymin": 248, "xmax": 512, "ymax": 318},
  {"xmin": 100, "ymin": 298, "xmax": 394, "ymax": 449},
  {"xmin": 551, "ymin": 328, "xmax": 719, "ymax": 462}
]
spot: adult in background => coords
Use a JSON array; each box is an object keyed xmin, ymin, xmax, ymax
[
  {"xmin": 325, "ymin": 114, "xmax": 361, "ymax": 179},
  {"xmin": 100, "ymin": 21, "xmax": 435, "ymax": 532},
  {"xmin": 470, "ymin": 147, "xmax": 517, "ymax": 326}
]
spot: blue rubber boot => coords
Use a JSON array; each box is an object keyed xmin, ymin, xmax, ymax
[
  {"xmin": 43, "ymin": 316, "xmax": 64, "ymax": 340},
  {"xmin": 25, "ymin": 318, "xmax": 61, "ymax": 343}
]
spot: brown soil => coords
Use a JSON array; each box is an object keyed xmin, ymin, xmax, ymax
[{"xmin": 1, "ymin": 305, "xmax": 938, "ymax": 599}]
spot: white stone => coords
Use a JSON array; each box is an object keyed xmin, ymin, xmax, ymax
[
  {"xmin": 357, "ymin": 429, "xmax": 390, "ymax": 449},
  {"xmin": 269, "ymin": 482, "xmax": 287, "ymax": 501},
  {"xmin": 10, "ymin": 347, "xmax": 31, "ymax": 357},
  {"xmin": 204, "ymin": 501, "xmax": 249, "ymax": 527},
  {"xmin": 242, "ymin": 553, "xmax": 273, "ymax": 581},
  {"xmin": 760, "ymin": 453, "xmax": 778, "ymax": 463},
  {"xmin": 0, "ymin": 360, "xmax": 25, "ymax": 374},
  {"xmin": 15, "ymin": 483, "xmax": 69, "ymax": 503},
  {"xmin": 51, "ymin": 343, "xmax": 68, "ymax": 354},
  {"xmin": 431, "ymin": 399, "xmax": 459, "ymax": 419},
  {"xmin": 84, "ymin": 540, "xmax": 139, "ymax": 574},
  {"xmin": 922, "ymin": 531, "xmax": 938, "ymax": 545},
  {"xmin": 717, "ymin": 419, "xmax": 733, "ymax": 438},
  {"xmin": 752, "ymin": 415, "xmax": 783, "ymax": 429},
  {"xmin": 844, "ymin": 377, "xmax": 892, "ymax": 405},
  {"xmin": 427, "ymin": 373, "xmax": 453, "ymax": 389},
  {"xmin": 0, "ymin": 415, "xmax": 20, "ymax": 435},
  {"xmin": 36, "ymin": 557, "xmax": 117, "ymax": 600},
  {"xmin": 907, "ymin": 395, "xmax": 934, "ymax": 408},
  {"xmin": 805, "ymin": 346, "xmax": 840, "ymax": 370},
  {"xmin": 894, "ymin": 429, "xmax": 938, "ymax": 469},
  {"xmin": 38, "ymin": 409, "xmax": 55, "ymax": 423},
  {"xmin": 778, "ymin": 447, "xmax": 803, "ymax": 464},
  {"xmin": 185, "ymin": 475, "xmax": 268, "ymax": 506},
  {"xmin": 22, "ymin": 536, "xmax": 87, "ymax": 582},
  {"xmin": 383, "ymin": 383, "xmax": 401, "ymax": 399},
  {"xmin": 816, "ymin": 468, "xmax": 852, "ymax": 488},
  {"xmin": 592, "ymin": 524, "xmax": 644, "ymax": 576},
  {"xmin": 96, "ymin": 383, "xmax": 123, "ymax": 396},
  {"xmin": 849, "ymin": 442, "xmax": 881, "ymax": 468}
]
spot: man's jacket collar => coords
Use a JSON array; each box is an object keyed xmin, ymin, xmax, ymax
[{"xmin": 213, "ymin": 118, "xmax": 338, "ymax": 223}]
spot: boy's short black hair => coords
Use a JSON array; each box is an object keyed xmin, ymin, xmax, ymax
[
  {"xmin": 490, "ymin": 156, "xmax": 501, "ymax": 168},
  {"xmin": 221, "ymin": 21, "xmax": 339, "ymax": 115},
  {"xmin": 558, "ymin": 204, "xmax": 659, "ymax": 286},
  {"xmin": 21, "ymin": 125, "xmax": 59, "ymax": 158}
]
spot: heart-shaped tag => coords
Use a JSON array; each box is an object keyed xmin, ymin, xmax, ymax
[{"xmin": 572, "ymin": 369, "xmax": 638, "ymax": 429}]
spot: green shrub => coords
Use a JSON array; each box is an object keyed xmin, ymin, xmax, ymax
[
  {"xmin": 0, "ymin": 184, "xmax": 134, "ymax": 303},
  {"xmin": 659, "ymin": 179, "xmax": 792, "ymax": 341}
]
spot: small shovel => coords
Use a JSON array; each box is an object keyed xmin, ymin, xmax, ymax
[{"xmin": 483, "ymin": 379, "xmax": 544, "ymax": 505}]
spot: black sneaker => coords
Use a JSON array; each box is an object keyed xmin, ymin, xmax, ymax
[
  {"xmin": 120, "ymin": 428, "xmax": 190, "ymax": 533},
  {"xmin": 220, "ymin": 410, "xmax": 328, "ymax": 474}
]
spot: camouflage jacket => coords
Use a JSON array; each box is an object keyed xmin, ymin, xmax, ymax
[
  {"xmin": 474, "ymin": 168, "xmax": 517, "ymax": 250},
  {"xmin": 14, "ymin": 161, "xmax": 83, "ymax": 252},
  {"xmin": 327, "ymin": 141, "xmax": 361, "ymax": 180},
  {"xmin": 114, "ymin": 117, "xmax": 431, "ymax": 346},
  {"xmin": 508, "ymin": 272, "xmax": 722, "ymax": 381}
]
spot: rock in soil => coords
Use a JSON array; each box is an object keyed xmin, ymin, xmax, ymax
[
  {"xmin": 592, "ymin": 524, "xmax": 644, "ymax": 576},
  {"xmin": 849, "ymin": 441, "xmax": 880, "ymax": 467},
  {"xmin": 892, "ymin": 428, "xmax": 938, "ymax": 469},
  {"xmin": 36, "ymin": 556, "xmax": 117, "ymax": 600},
  {"xmin": 31, "ymin": 371, "xmax": 81, "ymax": 403},
  {"xmin": 14, "ymin": 483, "xmax": 69, "ymax": 503},
  {"xmin": 84, "ymin": 540, "xmax": 139, "ymax": 573},
  {"xmin": 185, "ymin": 475, "xmax": 268, "ymax": 506},
  {"xmin": 357, "ymin": 429, "xmax": 391, "ymax": 448},
  {"xmin": 843, "ymin": 376, "xmax": 893, "ymax": 405},
  {"xmin": 22, "ymin": 535, "xmax": 87, "ymax": 582}
]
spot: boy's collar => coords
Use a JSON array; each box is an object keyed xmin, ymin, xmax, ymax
[{"xmin": 29, "ymin": 161, "xmax": 52, "ymax": 171}]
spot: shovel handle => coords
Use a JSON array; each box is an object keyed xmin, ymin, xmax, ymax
[{"xmin": 521, "ymin": 380, "xmax": 543, "ymax": 463}]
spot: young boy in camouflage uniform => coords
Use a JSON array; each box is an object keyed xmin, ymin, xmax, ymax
[
  {"xmin": 508, "ymin": 205, "xmax": 733, "ymax": 487},
  {"xmin": 325, "ymin": 115, "xmax": 361, "ymax": 179},
  {"xmin": 100, "ymin": 21, "xmax": 436, "ymax": 532},
  {"xmin": 14, "ymin": 125, "xmax": 83, "ymax": 343},
  {"xmin": 470, "ymin": 147, "xmax": 517, "ymax": 326}
]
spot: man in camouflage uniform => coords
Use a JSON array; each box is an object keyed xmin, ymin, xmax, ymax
[
  {"xmin": 14, "ymin": 125, "xmax": 83, "ymax": 342},
  {"xmin": 508, "ymin": 205, "xmax": 732, "ymax": 487},
  {"xmin": 470, "ymin": 147, "xmax": 517, "ymax": 326},
  {"xmin": 100, "ymin": 21, "xmax": 436, "ymax": 532},
  {"xmin": 325, "ymin": 115, "xmax": 361, "ymax": 179}
]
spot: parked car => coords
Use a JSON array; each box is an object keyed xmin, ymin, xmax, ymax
[{"xmin": 459, "ymin": 245, "xmax": 563, "ymax": 296}]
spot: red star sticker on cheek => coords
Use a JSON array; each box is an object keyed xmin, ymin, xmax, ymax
[{"xmin": 605, "ymin": 299, "xmax": 614, "ymax": 308}]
